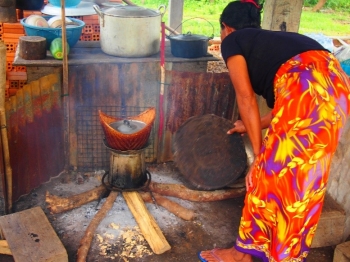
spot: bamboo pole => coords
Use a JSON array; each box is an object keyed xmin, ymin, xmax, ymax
[
  {"xmin": 60, "ymin": 0, "xmax": 70, "ymax": 171},
  {"xmin": 0, "ymin": 41, "xmax": 13, "ymax": 213},
  {"xmin": 157, "ymin": 22, "xmax": 166, "ymax": 146}
]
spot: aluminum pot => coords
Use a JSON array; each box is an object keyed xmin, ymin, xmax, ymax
[
  {"xmin": 93, "ymin": 4, "xmax": 165, "ymax": 57},
  {"xmin": 168, "ymin": 32, "xmax": 212, "ymax": 58}
]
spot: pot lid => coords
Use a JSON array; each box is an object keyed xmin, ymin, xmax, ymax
[
  {"xmin": 169, "ymin": 32, "xmax": 210, "ymax": 41},
  {"xmin": 110, "ymin": 120, "xmax": 146, "ymax": 134},
  {"xmin": 101, "ymin": 5, "xmax": 160, "ymax": 17},
  {"xmin": 173, "ymin": 114, "xmax": 247, "ymax": 190},
  {"xmin": 101, "ymin": 2, "xmax": 123, "ymax": 8}
]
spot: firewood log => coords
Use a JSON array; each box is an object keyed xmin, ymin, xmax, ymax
[
  {"xmin": 46, "ymin": 187, "xmax": 195, "ymax": 221},
  {"xmin": 19, "ymin": 36, "xmax": 47, "ymax": 60},
  {"xmin": 45, "ymin": 182, "xmax": 245, "ymax": 215},
  {"xmin": 122, "ymin": 191, "xmax": 171, "ymax": 254},
  {"xmin": 140, "ymin": 191, "xmax": 195, "ymax": 221},
  {"xmin": 148, "ymin": 182, "xmax": 246, "ymax": 202},
  {"xmin": 45, "ymin": 185, "xmax": 107, "ymax": 214},
  {"xmin": 76, "ymin": 191, "xmax": 119, "ymax": 262}
]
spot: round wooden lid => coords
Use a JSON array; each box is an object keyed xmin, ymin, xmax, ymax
[{"xmin": 173, "ymin": 114, "xmax": 247, "ymax": 190}]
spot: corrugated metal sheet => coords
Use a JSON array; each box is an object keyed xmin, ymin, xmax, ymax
[
  {"xmin": 157, "ymin": 70, "xmax": 237, "ymax": 162},
  {"xmin": 3, "ymin": 64, "xmax": 237, "ymax": 201},
  {"xmin": 5, "ymin": 73, "xmax": 64, "ymax": 201},
  {"xmin": 68, "ymin": 63, "xmax": 160, "ymax": 171},
  {"xmin": 67, "ymin": 64, "xmax": 237, "ymax": 168}
]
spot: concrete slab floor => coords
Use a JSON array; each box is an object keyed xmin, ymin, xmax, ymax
[{"xmin": 0, "ymin": 163, "xmax": 336, "ymax": 262}]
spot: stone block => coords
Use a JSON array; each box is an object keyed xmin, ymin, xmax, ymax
[{"xmin": 312, "ymin": 194, "xmax": 346, "ymax": 248}]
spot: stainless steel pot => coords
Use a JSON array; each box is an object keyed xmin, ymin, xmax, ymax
[{"xmin": 93, "ymin": 4, "xmax": 166, "ymax": 57}]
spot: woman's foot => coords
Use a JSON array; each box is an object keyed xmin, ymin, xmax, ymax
[{"xmin": 198, "ymin": 247, "xmax": 252, "ymax": 262}]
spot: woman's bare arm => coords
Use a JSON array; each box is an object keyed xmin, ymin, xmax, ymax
[{"xmin": 226, "ymin": 55, "xmax": 262, "ymax": 157}]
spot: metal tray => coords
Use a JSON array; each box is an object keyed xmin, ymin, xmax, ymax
[{"xmin": 173, "ymin": 114, "xmax": 247, "ymax": 190}]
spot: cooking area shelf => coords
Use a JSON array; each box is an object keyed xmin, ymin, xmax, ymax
[{"xmin": 13, "ymin": 40, "xmax": 219, "ymax": 67}]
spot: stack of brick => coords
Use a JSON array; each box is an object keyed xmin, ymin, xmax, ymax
[
  {"xmin": 208, "ymin": 37, "xmax": 221, "ymax": 53},
  {"xmin": 80, "ymin": 15, "xmax": 99, "ymax": 42},
  {"xmin": 2, "ymin": 5, "xmax": 45, "ymax": 98},
  {"xmin": 1, "ymin": 21, "xmax": 27, "ymax": 98},
  {"xmin": 79, "ymin": 0, "xmax": 122, "ymax": 42}
]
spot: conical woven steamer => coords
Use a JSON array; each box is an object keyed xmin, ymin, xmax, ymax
[{"xmin": 99, "ymin": 107, "xmax": 156, "ymax": 151}]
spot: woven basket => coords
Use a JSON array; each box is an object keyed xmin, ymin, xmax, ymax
[{"xmin": 99, "ymin": 107, "xmax": 156, "ymax": 151}]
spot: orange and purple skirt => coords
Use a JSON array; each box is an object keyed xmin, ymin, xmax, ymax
[{"xmin": 235, "ymin": 50, "xmax": 350, "ymax": 262}]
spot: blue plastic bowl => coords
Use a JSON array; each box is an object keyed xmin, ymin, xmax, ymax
[
  {"xmin": 20, "ymin": 16, "xmax": 85, "ymax": 49},
  {"xmin": 49, "ymin": 0, "xmax": 82, "ymax": 8}
]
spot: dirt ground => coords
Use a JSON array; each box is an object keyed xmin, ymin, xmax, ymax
[{"xmin": 0, "ymin": 162, "xmax": 335, "ymax": 262}]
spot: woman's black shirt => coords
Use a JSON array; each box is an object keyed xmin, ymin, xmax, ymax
[{"xmin": 221, "ymin": 28, "xmax": 328, "ymax": 108}]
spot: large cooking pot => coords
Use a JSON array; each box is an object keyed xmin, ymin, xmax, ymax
[
  {"xmin": 93, "ymin": 4, "xmax": 165, "ymax": 57},
  {"xmin": 168, "ymin": 32, "xmax": 212, "ymax": 58}
]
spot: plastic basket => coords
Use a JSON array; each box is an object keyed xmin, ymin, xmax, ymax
[
  {"xmin": 20, "ymin": 16, "xmax": 85, "ymax": 49},
  {"xmin": 99, "ymin": 108, "xmax": 156, "ymax": 151}
]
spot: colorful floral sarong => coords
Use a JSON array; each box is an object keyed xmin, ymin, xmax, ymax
[{"xmin": 235, "ymin": 50, "xmax": 350, "ymax": 262}]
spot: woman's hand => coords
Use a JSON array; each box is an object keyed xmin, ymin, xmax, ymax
[
  {"xmin": 245, "ymin": 157, "xmax": 257, "ymax": 190},
  {"xmin": 227, "ymin": 120, "xmax": 247, "ymax": 135}
]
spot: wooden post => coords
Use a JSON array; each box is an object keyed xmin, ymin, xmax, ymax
[
  {"xmin": 0, "ymin": 0, "xmax": 17, "ymax": 23},
  {"xmin": 262, "ymin": 0, "xmax": 304, "ymax": 33},
  {"xmin": 168, "ymin": 0, "xmax": 184, "ymax": 33},
  {"xmin": 60, "ymin": 0, "xmax": 70, "ymax": 172}
]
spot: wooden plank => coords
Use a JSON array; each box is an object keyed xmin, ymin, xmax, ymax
[
  {"xmin": 122, "ymin": 191, "xmax": 171, "ymax": 254},
  {"xmin": 333, "ymin": 241, "xmax": 350, "ymax": 261},
  {"xmin": 0, "ymin": 240, "xmax": 12, "ymax": 255},
  {"xmin": 0, "ymin": 206, "xmax": 68, "ymax": 262}
]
